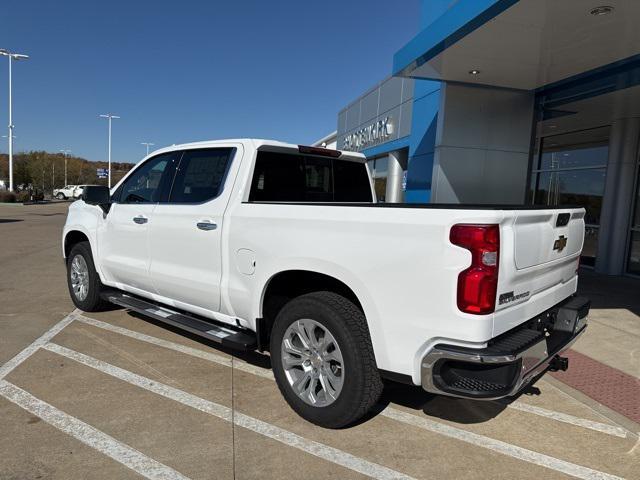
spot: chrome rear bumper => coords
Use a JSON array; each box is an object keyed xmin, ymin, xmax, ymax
[{"xmin": 421, "ymin": 296, "xmax": 589, "ymax": 400}]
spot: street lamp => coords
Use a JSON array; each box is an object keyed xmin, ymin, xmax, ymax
[
  {"xmin": 99, "ymin": 114, "xmax": 120, "ymax": 188},
  {"xmin": 141, "ymin": 142, "xmax": 154, "ymax": 156},
  {"xmin": 0, "ymin": 49, "xmax": 29, "ymax": 192},
  {"xmin": 59, "ymin": 149, "xmax": 71, "ymax": 186},
  {"xmin": 2, "ymin": 134, "xmax": 16, "ymax": 187}
]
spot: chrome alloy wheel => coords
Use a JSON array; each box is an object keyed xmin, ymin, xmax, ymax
[
  {"xmin": 281, "ymin": 319, "xmax": 344, "ymax": 407},
  {"xmin": 70, "ymin": 254, "xmax": 90, "ymax": 302}
]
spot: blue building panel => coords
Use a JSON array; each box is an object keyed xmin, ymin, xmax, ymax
[{"xmin": 405, "ymin": 80, "xmax": 440, "ymax": 202}]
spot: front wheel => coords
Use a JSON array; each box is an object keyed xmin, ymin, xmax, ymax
[
  {"xmin": 270, "ymin": 291, "xmax": 383, "ymax": 428},
  {"xmin": 56, "ymin": 193, "xmax": 66, "ymax": 200},
  {"xmin": 66, "ymin": 241, "xmax": 110, "ymax": 312}
]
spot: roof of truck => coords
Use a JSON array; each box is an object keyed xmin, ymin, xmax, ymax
[{"xmin": 147, "ymin": 138, "xmax": 366, "ymax": 162}]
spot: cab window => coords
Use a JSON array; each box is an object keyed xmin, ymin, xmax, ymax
[
  {"xmin": 117, "ymin": 152, "xmax": 177, "ymax": 204},
  {"xmin": 168, "ymin": 148, "xmax": 234, "ymax": 203},
  {"xmin": 249, "ymin": 151, "xmax": 373, "ymax": 202}
]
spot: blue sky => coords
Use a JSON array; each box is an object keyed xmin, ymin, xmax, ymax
[{"xmin": 0, "ymin": 0, "xmax": 419, "ymax": 164}]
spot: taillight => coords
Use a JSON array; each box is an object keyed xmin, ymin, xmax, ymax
[{"xmin": 450, "ymin": 224, "xmax": 500, "ymax": 315}]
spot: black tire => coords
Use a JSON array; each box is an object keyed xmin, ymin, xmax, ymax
[
  {"xmin": 56, "ymin": 193, "xmax": 66, "ymax": 200},
  {"xmin": 66, "ymin": 241, "xmax": 110, "ymax": 312},
  {"xmin": 270, "ymin": 291, "xmax": 383, "ymax": 428}
]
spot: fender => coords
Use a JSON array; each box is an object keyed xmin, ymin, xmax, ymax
[
  {"xmin": 252, "ymin": 257, "xmax": 392, "ymax": 370},
  {"xmin": 62, "ymin": 203, "xmax": 107, "ymax": 283}
]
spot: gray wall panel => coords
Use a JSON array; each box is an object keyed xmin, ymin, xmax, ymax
[
  {"xmin": 432, "ymin": 82, "xmax": 534, "ymax": 204},
  {"xmin": 380, "ymin": 106, "xmax": 401, "ymax": 142},
  {"xmin": 438, "ymin": 84, "xmax": 532, "ymax": 153},
  {"xmin": 401, "ymin": 78, "xmax": 415, "ymax": 103},
  {"xmin": 379, "ymin": 77, "xmax": 404, "ymax": 114},
  {"xmin": 338, "ymin": 111, "xmax": 347, "ymax": 133},
  {"xmin": 346, "ymin": 103, "xmax": 361, "ymax": 131},
  {"xmin": 399, "ymin": 101, "xmax": 413, "ymax": 139},
  {"xmin": 337, "ymin": 76, "xmax": 416, "ymax": 152},
  {"xmin": 360, "ymin": 90, "xmax": 380, "ymax": 124}
]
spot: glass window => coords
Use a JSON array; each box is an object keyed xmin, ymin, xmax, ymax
[
  {"xmin": 368, "ymin": 156, "xmax": 389, "ymax": 202},
  {"xmin": 118, "ymin": 153, "xmax": 175, "ymax": 204},
  {"xmin": 169, "ymin": 148, "xmax": 234, "ymax": 203},
  {"xmin": 303, "ymin": 157, "xmax": 333, "ymax": 202},
  {"xmin": 531, "ymin": 169, "xmax": 607, "ymax": 225},
  {"xmin": 373, "ymin": 156, "xmax": 388, "ymax": 176},
  {"xmin": 628, "ymin": 232, "xmax": 640, "ymax": 275},
  {"xmin": 627, "ymin": 165, "xmax": 640, "ymax": 274},
  {"xmin": 334, "ymin": 160, "xmax": 374, "ymax": 202},
  {"xmin": 249, "ymin": 151, "xmax": 372, "ymax": 202},
  {"xmin": 530, "ymin": 128, "xmax": 610, "ymax": 266},
  {"xmin": 633, "ymin": 170, "xmax": 640, "ymax": 229},
  {"xmin": 536, "ymin": 127, "xmax": 610, "ymax": 170},
  {"xmin": 373, "ymin": 178, "xmax": 387, "ymax": 202},
  {"xmin": 539, "ymin": 146, "xmax": 609, "ymax": 170},
  {"xmin": 582, "ymin": 227, "xmax": 600, "ymax": 267}
]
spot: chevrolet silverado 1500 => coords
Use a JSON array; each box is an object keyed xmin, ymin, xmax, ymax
[{"xmin": 62, "ymin": 139, "xmax": 589, "ymax": 427}]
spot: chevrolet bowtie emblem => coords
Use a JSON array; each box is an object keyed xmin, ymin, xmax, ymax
[{"xmin": 553, "ymin": 235, "xmax": 568, "ymax": 252}]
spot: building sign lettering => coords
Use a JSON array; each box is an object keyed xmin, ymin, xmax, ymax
[{"xmin": 342, "ymin": 116, "xmax": 393, "ymax": 151}]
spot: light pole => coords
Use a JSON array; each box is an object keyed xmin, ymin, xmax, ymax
[
  {"xmin": 99, "ymin": 114, "xmax": 120, "ymax": 188},
  {"xmin": 141, "ymin": 142, "xmax": 154, "ymax": 156},
  {"xmin": 59, "ymin": 149, "xmax": 71, "ymax": 186},
  {"xmin": 2, "ymin": 134, "xmax": 16, "ymax": 188},
  {"xmin": 0, "ymin": 49, "xmax": 29, "ymax": 192}
]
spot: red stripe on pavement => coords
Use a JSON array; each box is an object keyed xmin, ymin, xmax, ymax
[{"xmin": 550, "ymin": 349, "xmax": 640, "ymax": 424}]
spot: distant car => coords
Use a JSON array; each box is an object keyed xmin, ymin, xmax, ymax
[
  {"xmin": 73, "ymin": 185, "xmax": 99, "ymax": 199},
  {"xmin": 54, "ymin": 185, "xmax": 79, "ymax": 200}
]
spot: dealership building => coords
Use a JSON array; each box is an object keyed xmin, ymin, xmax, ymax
[{"xmin": 330, "ymin": 0, "xmax": 640, "ymax": 276}]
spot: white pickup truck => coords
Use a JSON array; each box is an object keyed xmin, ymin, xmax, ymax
[{"xmin": 62, "ymin": 139, "xmax": 589, "ymax": 428}]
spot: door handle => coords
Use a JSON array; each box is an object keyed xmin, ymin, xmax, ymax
[
  {"xmin": 197, "ymin": 221, "xmax": 217, "ymax": 231},
  {"xmin": 133, "ymin": 216, "xmax": 148, "ymax": 225}
]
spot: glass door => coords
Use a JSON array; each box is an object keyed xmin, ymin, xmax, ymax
[{"xmin": 529, "ymin": 127, "xmax": 610, "ymax": 266}]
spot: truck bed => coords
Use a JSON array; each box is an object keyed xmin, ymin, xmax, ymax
[{"xmin": 246, "ymin": 201, "xmax": 580, "ymax": 210}]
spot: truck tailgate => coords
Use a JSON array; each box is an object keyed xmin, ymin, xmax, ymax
[
  {"xmin": 513, "ymin": 210, "xmax": 584, "ymax": 269},
  {"xmin": 493, "ymin": 207, "xmax": 585, "ymax": 335}
]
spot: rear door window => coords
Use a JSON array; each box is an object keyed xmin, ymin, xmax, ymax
[
  {"xmin": 169, "ymin": 148, "xmax": 235, "ymax": 203},
  {"xmin": 249, "ymin": 151, "xmax": 372, "ymax": 202}
]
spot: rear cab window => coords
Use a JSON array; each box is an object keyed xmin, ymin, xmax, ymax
[{"xmin": 248, "ymin": 151, "xmax": 373, "ymax": 202}]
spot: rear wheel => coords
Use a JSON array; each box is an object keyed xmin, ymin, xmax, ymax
[
  {"xmin": 66, "ymin": 241, "xmax": 110, "ymax": 312},
  {"xmin": 270, "ymin": 291, "xmax": 383, "ymax": 428}
]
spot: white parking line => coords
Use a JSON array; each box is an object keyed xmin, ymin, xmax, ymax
[
  {"xmin": 43, "ymin": 342, "xmax": 417, "ymax": 480},
  {"xmin": 75, "ymin": 314, "xmax": 273, "ymax": 380},
  {"xmin": 0, "ymin": 380, "xmax": 189, "ymax": 480},
  {"xmin": 0, "ymin": 310, "xmax": 78, "ymax": 380},
  {"xmin": 381, "ymin": 407, "xmax": 624, "ymax": 480},
  {"xmin": 2, "ymin": 311, "xmax": 630, "ymax": 479},
  {"xmin": 506, "ymin": 402, "xmax": 628, "ymax": 438},
  {"xmin": 75, "ymin": 314, "xmax": 629, "ymax": 438}
]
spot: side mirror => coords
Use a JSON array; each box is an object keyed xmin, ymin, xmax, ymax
[{"xmin": 82, "ymin": 186, "xmax": 111, "ymax": 212}]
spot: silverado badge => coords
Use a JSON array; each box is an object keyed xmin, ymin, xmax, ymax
[{"xmin": 553, "ymin": 235, "xmax": 568, "ymax": 252}]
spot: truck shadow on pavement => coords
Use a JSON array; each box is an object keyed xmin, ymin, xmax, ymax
[{"xmin": 122, "ymin": 308, "xmax": 543, "ymax": 427}]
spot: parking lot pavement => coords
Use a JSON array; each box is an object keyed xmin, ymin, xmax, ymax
[{"xmin": 1, "ymin": 202, "xmax": 639, "ymax": 480}]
